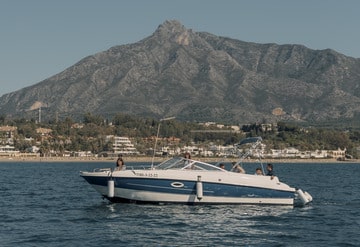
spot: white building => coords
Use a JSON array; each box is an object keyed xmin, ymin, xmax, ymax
[
  {"xmin": 26, "ymin": 146, "xmax": 40, "ymax": 153},
  {"xmin": 107, "ymin": 136, "xmax": 139, "ymax": 155},
  {"xmin": 0, "ymin": 145, "xmax": 19, "ymax": 156}
]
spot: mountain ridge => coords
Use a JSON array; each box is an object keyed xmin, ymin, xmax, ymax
[{"xmin": 1, "ymin": 20, "xmax": 360, "ymax": 124}]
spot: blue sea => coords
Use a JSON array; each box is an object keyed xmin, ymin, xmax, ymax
[{"xmin": 1, "ymin": 161, "xmax": 359, "ymax": 247}]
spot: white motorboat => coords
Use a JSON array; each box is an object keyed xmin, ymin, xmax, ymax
[{"xmin": 80, "ymin": 137, "xmax": 313, "ymax": 206}]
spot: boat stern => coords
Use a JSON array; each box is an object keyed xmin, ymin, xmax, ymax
[{"xmin": 296, "ymin": 189, "xmax": 313, "ymax": 206}]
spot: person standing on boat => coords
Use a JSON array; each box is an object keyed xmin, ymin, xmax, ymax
[
  {"xmin": 266, "ymin": 163, "xmax": 274, "ymax": 179},
  {"xmin": 184, "ymin": 152, "xmax": 194, "ymax": 169},
  {"xmin": 115, "ymin": 154, "xmax": 125, "ymax": 171},
  {"xmin": 255, "ymin": 167, "xmax": 263, "ymax": 175},
  {"xmin": 232, "ymin": 162, "xmax": 246, "ymax": 173}
]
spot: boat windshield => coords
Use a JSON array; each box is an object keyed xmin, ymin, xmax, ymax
[{"xmin": 154, "ymin": 157, "xmax": 223, "ymax": 171}]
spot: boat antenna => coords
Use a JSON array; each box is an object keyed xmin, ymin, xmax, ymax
[{"xmin": 151, "ymin": 117, "xmax": 175, "ymax": 168}]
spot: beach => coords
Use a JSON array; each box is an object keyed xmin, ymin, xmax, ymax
[{"xmin": 0, "ymin": 155, "xmax": 357, "ymax": 163}]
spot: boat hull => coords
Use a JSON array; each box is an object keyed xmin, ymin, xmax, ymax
[
  {"xmin": 103, "ymin": 187, "xmax": 294, "ymax": 205},
  {"xmin": 81, "ymin": 170, "xmax": 296, "ymax": 205}
]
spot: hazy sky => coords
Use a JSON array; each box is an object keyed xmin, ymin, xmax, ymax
[{"xmin": 1, "ymin": 0, "xmax": 359, "ymax": 96}]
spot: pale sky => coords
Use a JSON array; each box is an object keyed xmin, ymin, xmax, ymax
[{"xmin": 1, "ymin": 0, "xmax": 359, "ymax": 96}]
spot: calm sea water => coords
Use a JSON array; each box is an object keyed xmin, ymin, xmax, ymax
[{"xmin": 1, "ymin": 160, "xmax": 359, "ymax": 247}]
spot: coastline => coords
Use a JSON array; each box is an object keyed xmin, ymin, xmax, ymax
[{"xmin": 0, "ymin": 156, "xmax": 358, "ymax": 164}]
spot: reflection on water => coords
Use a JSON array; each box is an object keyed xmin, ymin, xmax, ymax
[{"xmin": 96, "ymin": 203, "xmax": 299, "ymax": 246}]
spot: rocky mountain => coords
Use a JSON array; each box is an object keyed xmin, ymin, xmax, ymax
[{"xmin": 1, "ymin": 20, "xmax": 360, "ymax": 124}]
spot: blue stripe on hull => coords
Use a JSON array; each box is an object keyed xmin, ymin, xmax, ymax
[
  {"xmin": 104, "ymin": 197, "xmax": 291, "ymax": 205},
  {"xmin": 82, "ymin": 175, "xmax": 295, "ymax": 200}
]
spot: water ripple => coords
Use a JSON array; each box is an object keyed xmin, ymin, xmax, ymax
[{"xmin": 1, "ymin": 162, "xmax": 360, "ymax": 246}]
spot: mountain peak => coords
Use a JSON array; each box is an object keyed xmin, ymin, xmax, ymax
[
  {"xmin": 153, "ymin": 20, "xmax": 191, "ymax": 45},
  {"xmin": 157, "ymin": 20, "xmax": 186, "ymax": 33}
]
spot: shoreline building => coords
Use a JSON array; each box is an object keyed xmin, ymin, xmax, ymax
[{"xmin": 106, "ymin": 136, "xmax": 139, "ymax": 155}]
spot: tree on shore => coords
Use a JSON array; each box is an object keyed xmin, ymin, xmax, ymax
[{"xmin": 0, "ymin": 114, "xmax": 358, "ymax": 158}]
